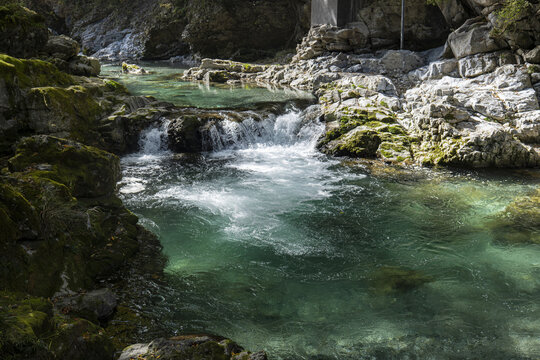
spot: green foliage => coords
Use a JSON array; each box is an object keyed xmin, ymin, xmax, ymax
[{"xmin": 492, "ymin": 0, "xmax": 531, "ymax": 36}]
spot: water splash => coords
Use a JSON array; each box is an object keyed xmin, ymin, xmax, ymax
[{"xmin": 139, "ymin": 119, "xmax": 171, "ymax": 155}]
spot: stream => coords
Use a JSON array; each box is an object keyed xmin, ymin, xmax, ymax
[{"xmin": 106, "ymin": 64, "xmax": 540, "ymax": 359}]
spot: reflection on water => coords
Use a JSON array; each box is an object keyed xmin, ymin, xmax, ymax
[
  {"xmin": 118, "ymin": 108, "xmax": 540, "ymax": 359},
  {"xmin": 101, "ymin": 63, "xmax": 314, "ymax": 109}
]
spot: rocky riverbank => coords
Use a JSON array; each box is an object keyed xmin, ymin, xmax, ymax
[{"xmin": 182, "ymin": 0, "xmax": 540, "ymax": 168}]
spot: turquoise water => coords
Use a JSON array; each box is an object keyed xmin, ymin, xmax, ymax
[
  {"xmin": 114, "ymin": 66, "xmax": 540, "ymax": 359},
  {"xmin": 101, "ymin": 64, "xmax": 315, "ymax": 109}
]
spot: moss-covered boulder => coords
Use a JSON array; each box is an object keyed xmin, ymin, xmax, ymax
[
  {"xmin": 317, "ymin": 109, "xmax": 413, "ymax": 163},
  {"xmin": 490, "ymin": 188, "xmax": 540, "ymax": 245},
  {"xmin": 0, "ymin": 291, "xmax": 115, "ymax": 360},
  {"xmin": 0, "ymin": 136, "xmax": 143, "ymax": 297},
  {"xmin": 0, "ymin": 3, "xmax": 48, "ymax": 58},
  {"xmin": 8, "ymin": 136, "xmax": 120, "ymax": 198}
]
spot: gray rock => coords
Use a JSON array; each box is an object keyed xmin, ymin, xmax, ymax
[
  {"xmin": 448, "ymin": 17, "xmax": 508, "ymax": 59},
  {"xmin": 81, "ymin": 288, "xmax": 117, "ymax": 320},
  {"xmin": 44, "ymin": 35, "xmax": 80, "ymax": 61},
  {"xmin": 524, "ymin": 46, "xmax": 540, "ymax": 64},
  {"xmin": 118, "ymin": 335, "xmax": 265, "ymax": 360},
  {"xmin": 68, "ymin": 56, "xmax": 101, "ymax": 77}
]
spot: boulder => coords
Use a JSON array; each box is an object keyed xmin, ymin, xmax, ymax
[
  {"xmin": 122, "ymin": 62, "xmax": 146, "ymax": 75},
  {"xmin": 44, "ymin": 35, "xmax": 80, "ymax": 61},
  {"xmin": 55, "ymin": 288, "xmax": 118, "ymax": 323},
  {"xmin": 447, "ymin": 17, "xmax": 508, "ymax": 59},
  {"xmin": 524, "ymin": 45, "xmax": 540, "ymax": 64},
  {"xmin": 69, "ymin": 56, "xmax": 101, "ymax": 76},
  {"xmin": 8, "ymin": 135, "xmax": 121, "ymax": 198}
]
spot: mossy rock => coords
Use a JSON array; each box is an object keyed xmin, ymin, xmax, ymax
[
  {"xmin": 0, "ymin": 3, "xmax": 48, "ymax": 58},
  {"xmin": 0, "ymin": 54, "xmax": 73, "ymax": 89},
  {"xmin": 50, "ymin": 317, "xmax": 114, "ymax": 360},
  {"xmin": 371, "ymin": 266, "xmax": 433, "ymax": 295},
  {"xmin": 0, "ymin": 292, "xmax": 54, "ymax": 359},
  {"xmin": 8, "ymin": 135, "xmax": 120, "ymax": 198},
  {"xmin": 25, "ymin": 86, "xmax": 105, "ymax": 146},
  {"xmin": 118, "ymin": 335, "xmax": 264, "ymax": 360}
]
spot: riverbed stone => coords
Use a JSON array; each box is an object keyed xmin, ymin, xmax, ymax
[{"xmin": 118, "ymin": 335, "xmax": 267, "ymax": 360}]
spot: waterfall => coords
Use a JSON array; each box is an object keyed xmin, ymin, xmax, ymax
[
  {"xmin": 138, "ymin": 120, "xmax": 170, "ymax": 155},
  {"xmin": 201, "ymin": 105, "xmax": 324, "ymax": 151}
]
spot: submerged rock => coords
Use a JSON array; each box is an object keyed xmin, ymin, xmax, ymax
[
  {"xmin": 371, "ymin": 266, "xmax": 434, "ymax": 294},
  {"xmin": 119, "ymin": 334, "xmax": 267, "ymax": 360},
  {"xmin": 490, "ymin": 188, "xmax": 540, "ymax": 245}
]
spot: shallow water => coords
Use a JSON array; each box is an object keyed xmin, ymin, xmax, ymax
[
  {"xmin": 101, "ymin": 63, "xmax": 314, "ymax": 109},
  {"xmin": 115, "ymin": 66, "xmax": 540, "ymax": 359}
]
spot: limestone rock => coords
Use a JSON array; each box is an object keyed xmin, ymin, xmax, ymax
[
  {"xmin": 524, "ymin": 45, "xmax": 540, "ymax": 64},
  {"xmin": 447, "ymin": 17, "xmax": 508, "ymax": 59}
]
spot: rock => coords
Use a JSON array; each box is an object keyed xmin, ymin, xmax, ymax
[
  {"xmin": 55, "ymin": 288, "xmax": 118, "ymax": 323},
  {"xmin": 457, "ymin": 51, "xmax": 515, "ymax": 78},
  {"xmin": 490, "ymin": 188, "xmax": 540, "ymax": 245},
  {"xmin": 371, "ymin": 266, "xmax": 433, "ymax": 294},
  {"xmin": 8, "ymin": 135, "xmax": 121, "ymax": 198},
  {"xmin": 0, "ymin": 292, "xmax": 114, "ymax": 360},
  {"xmin": 0, "ymin": 3, "xmax": 49, "ymax": 58},
  {"xmin": 50, "ymin": 317, "xmax": 115, "ymax": 360},
  {"xmin": 81, "ymin": 288, "xmax": 117, "ymax": 320},
  {"xmin": 118, "ymin": 335, "xmax": 267, "ymax": 360},
  {"xmin": 524, "ymin": 45, "xmax": 540, "ymax": 64},
  {"xmin": 447, "ymin": 17, "xmax": 508, "ymax": 59},
  {"xmin": 44, "ymin": 35, "xmax": 80, "ymax": 61},
  {"xmin": 122, "ymin": 62, "xmax": 146, "ymax": 75},
  {"xmin": 69, "ymin": 55, "xmax": 101, "ymax": 76}
]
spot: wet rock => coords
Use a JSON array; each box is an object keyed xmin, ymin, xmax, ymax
[
  {"xmin": 490, "ymin": 188, "xmax": 540, "ymax": 245},
  {"xmin": 122, "ymin": 62, "xmax": 147, "ymax": 75},
  {"xmin": 118, "ymin": 334, "xmax": 267, "ymax": 360}
]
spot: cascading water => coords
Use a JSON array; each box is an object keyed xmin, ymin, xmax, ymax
[
  {"xmin": 201, "ymin": 106, "xmax": 325, "ymax": 151},
  {"xmin": 117, "ymin": 65, "xmax": 540, "ymax": 360}
]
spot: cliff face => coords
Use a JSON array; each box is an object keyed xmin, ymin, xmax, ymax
[{"xmin": 22, "ymin": 0, "xmax": 311, "ymax": 61}]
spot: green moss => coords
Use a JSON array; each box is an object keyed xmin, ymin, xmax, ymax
[
  {"xmin": 0, "ymin": 54, "xmax": 73, "ymax": 89},
  {"xmin": 8, "ymin": 135, "xmax": 120, "ymax": 198},
  {"xmin": 0, "ymin": 3, "xmax": 45, "ymax": 33},
  {"xmin": 104, "ymin": 79, "xmax": 127, "ymax": 94},
  {"xmin": 492, "ymin": 0, "xmax": 531, "ymax": 37}
]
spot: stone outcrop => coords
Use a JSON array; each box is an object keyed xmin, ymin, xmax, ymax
[{"xmin": 183, "ymin": 43, "xmax": 540, "ymax": 168}]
